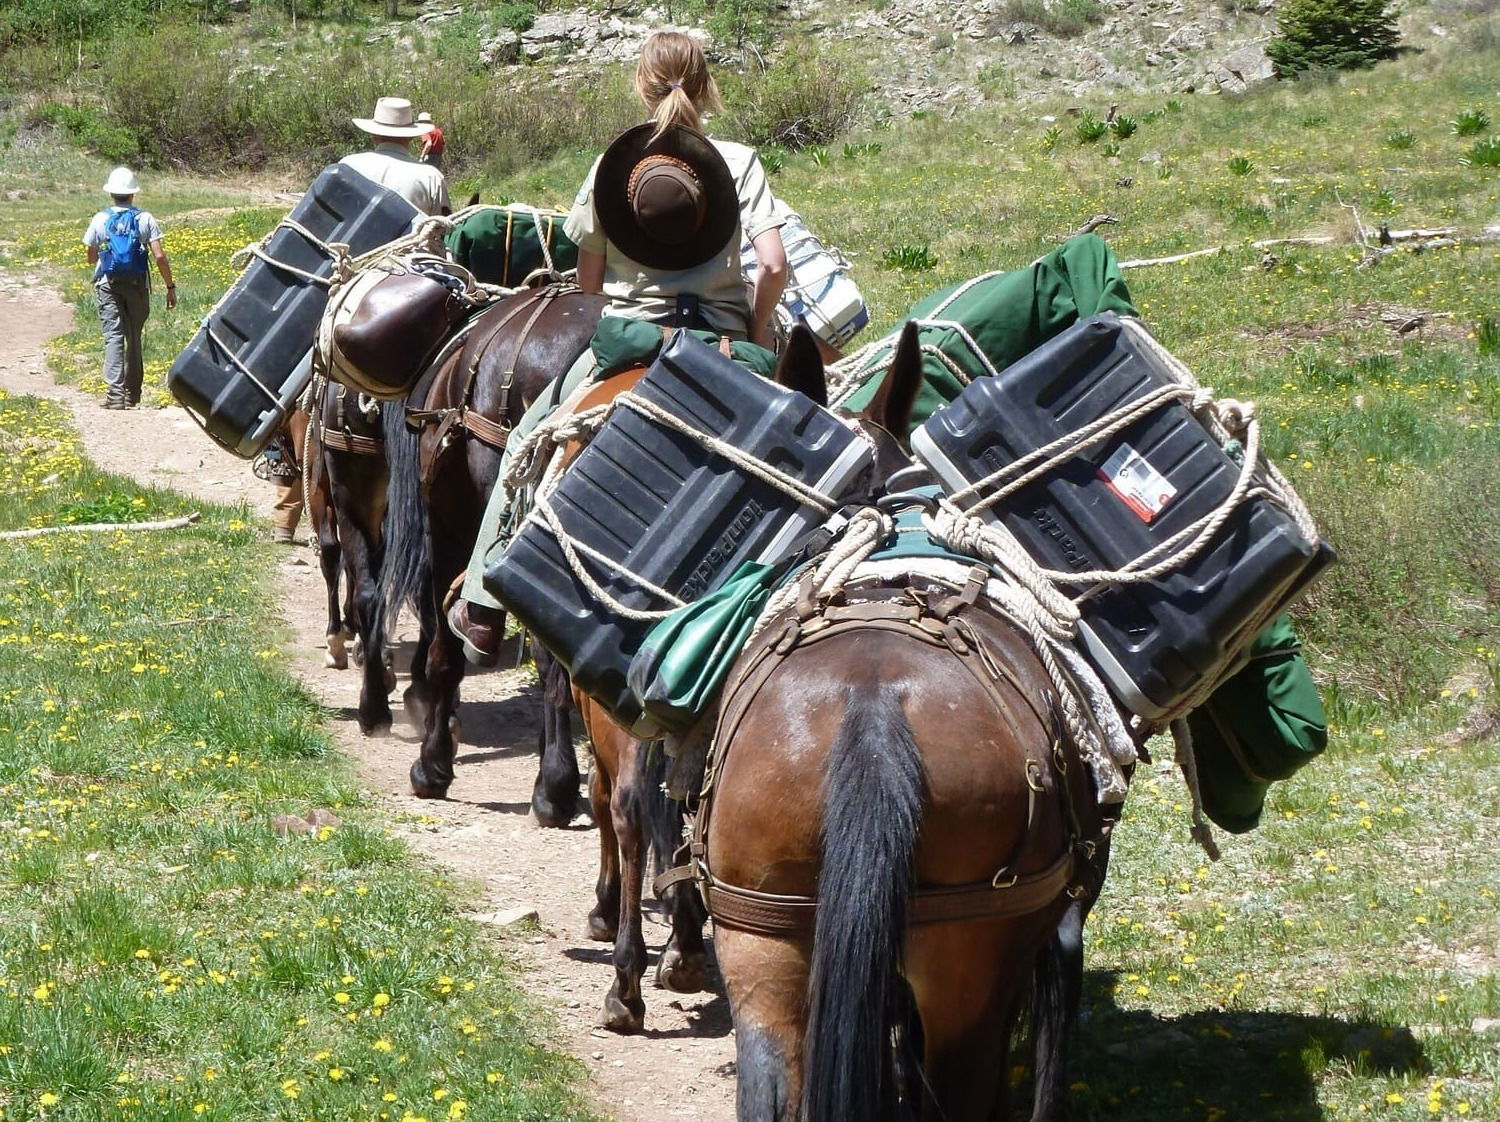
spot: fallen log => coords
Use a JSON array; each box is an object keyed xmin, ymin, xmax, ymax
[{"xmin": 0, "ymin": 512, "xmax": 202, "ymax": 541}]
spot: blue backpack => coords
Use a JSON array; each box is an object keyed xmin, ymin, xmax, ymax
[{"xmin": 101, "ymin": 207, "xmax": 148, "ymax": 278}]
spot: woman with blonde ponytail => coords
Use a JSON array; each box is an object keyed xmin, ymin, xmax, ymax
[
  {"xmin": 446, "ymin": 32, "xmax": 791, "ymax": 665},
  {"xmin": 565, "ymin": 30, "xmax": 787, "ymax": 348}
]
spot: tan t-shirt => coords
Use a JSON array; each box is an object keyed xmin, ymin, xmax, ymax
[
  {"xmin": 565, "ymin": 136, "xmax": 783, "ymax": 338},
  {"xmin": 339, "ymin": 143, "xmax": 450, "ymax": 217}
]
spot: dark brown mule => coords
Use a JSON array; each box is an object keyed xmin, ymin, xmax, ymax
[
  {"xmin": 383, "ymin": 284, "xmax": 608, "ymax": 820},
  {"xmin": 306, "ymin": 376, "xmax": 401, "ymax": 734},
  {"xmin": 697, "ymin": 325, "xmax": 1117, "ymax": 1122},
  {"xmin": 548, "ymin": 337, "xmax": 832, "ymax": 1034}
]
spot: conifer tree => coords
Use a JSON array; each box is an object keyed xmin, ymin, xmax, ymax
[{"xmin": 1266, "ymin": 0, "xmax": 1401, "ymax": 77}]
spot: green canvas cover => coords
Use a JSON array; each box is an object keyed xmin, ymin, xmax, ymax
[
  {"xmin": 444, "ymin": 206, "xmax": 580, "ymax": 288},
  {"xmin": 588, "ymin": 317, "xmax": 778, "ymax": 378},
  {"xmin": 1188, "ymin": 614, "xmax": 1329, "ymax": 833},
  {"xmin": 626, "ymin": 561, "xmax": 777, "ymax": 734},
  {"xmin": 841, "ymin": 232, "xmax": 1138, "ymax": 431}
]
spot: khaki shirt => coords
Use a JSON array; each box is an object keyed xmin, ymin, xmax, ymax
[
  {"xmin": 339, "ymin": 143, "xmax": 450, "ymax": 216},
  {"xmin": 565, "ymin": 137, "xmax": 783, "ymax": 338}
]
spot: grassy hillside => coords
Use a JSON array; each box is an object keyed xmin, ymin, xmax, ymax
[{"xmin": 1, "ymin": 9, "xmax": 1497, "ymax": 1121}]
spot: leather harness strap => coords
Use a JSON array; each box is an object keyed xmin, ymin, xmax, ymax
[
  {"xmin": 702, "ymin": 847, "xmax": 1078, "ymax": 938},
  {"xmin": 405, "ymin": 284, "xmax": 568, "ymax": 454},
  {"xmin": 319, "ymin": 381, "xmax": 384, "ymax": 457},
  {"xmin": 689, "ymin": 579, "xmax": 1094, "ymax": 936}
]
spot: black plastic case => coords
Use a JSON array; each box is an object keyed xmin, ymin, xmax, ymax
[
  {"xmin": 167, "ymin": 163, "xmax": 419, "ymax": 458},
  {"xmin": 488, "ymin": 331, "xmax": 872, "ymax": 735},
  {"xmin": 912, "ymin": 312, "xmax": 1325, "ymax": 717}
]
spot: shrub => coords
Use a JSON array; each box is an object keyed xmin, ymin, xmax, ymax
[
  {"xmin": 1384, "ymin": 128, "xmax": 1416, "ymax": 149},
  {"xmin": 1109, "ymin": 114, "xmax": 1138, "ymax": 139},
  {"xmin": 1450, "ymin": 107, "xmax": 1492, "ymax": 136},
  {"xmin": 1040, "ymin": 124, "xmax": 1063, "ymax": 152},
  {"xmin": 32, "ymin": 103, "xmax": 137, "ymax": 164},
  {"xmin": 718, "ymin": 46, "xmax": 866, "ymax": 151},
  {"xmin": 881, "ymin": 244, "xmax": 937, "ymax": 271},
  {"xmin": 1459, "ymin": 136, "xmax": 1500, "ymax": 168},
  {"xmin": 1074, "ymin": 112, "xmax": 1108, "ymax": 143},
  {"xmin": 995, "ymin": 0, "xmax": 1106, "ymax": 37},
  {"xmin": 1266, "ymin": 0, "xmax": 1400, "ymax": 77},
  {"xmin": 1227, "ymin": 154, "xmax": 1255, "ymax": 175}
]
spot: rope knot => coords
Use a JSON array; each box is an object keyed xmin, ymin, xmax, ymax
[{"xmin": 1214, "ymin": 397, "xmax": 1255, "ymax": 435}]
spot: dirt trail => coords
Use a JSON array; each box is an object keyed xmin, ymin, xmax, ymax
[{"xmin": 0, "ymin": 272, "xmax": 737, "ymax": 1122}]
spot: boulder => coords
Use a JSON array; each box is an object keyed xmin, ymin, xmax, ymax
[{"xmin": 1207, "ymin": 43, "xmax": 1275, "ymax": 93}]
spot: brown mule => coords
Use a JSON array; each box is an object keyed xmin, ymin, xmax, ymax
[
  {"xmin": 548, "ymin": 329, "xmax": 835, "ymax": 1034},
  {"xmin": 696, "ymin": 324, "xmax": 1118, "ymax": 1122},
  {"xmin": 382, "ymin": 283, "xmax": 609, "ymax": 817}
]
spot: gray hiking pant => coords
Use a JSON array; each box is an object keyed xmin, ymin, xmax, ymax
[
  {"xmin": 96, "ymin": 274, "xmax": 150, "ymax": 403},
  {"xmin": 461, "ymin": 348, "xmax": 598, "ymax": 610}
]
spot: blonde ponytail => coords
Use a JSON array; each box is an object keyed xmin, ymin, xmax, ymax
[{"xmin": 635, "ymin": 30, "xmax": 723, "ymax": 140}]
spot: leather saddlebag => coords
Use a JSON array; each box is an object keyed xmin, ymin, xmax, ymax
[{"xmin": 324, "ymin": 258, "xmax": 473, "ymax": 399}]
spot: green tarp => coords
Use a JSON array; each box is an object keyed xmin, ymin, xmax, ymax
[
  {"xmin": 444, "ymin": 206, "xmax": 579, "ymax": 288},
  {"xmin": 840, "ymin": 232, "xmax": 1138, "ymax": 431}
]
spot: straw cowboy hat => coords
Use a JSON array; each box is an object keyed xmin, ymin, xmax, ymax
[
  {"xmin": 102, "ymin": 167, "xmax": 140, "ymax": 195},
  {"xmin": 594, "ymin": 123, "xmax": 737, "ymax": 271},
  {"xmin": 352, "ymin": 97, "xmax": 434, "ymax": 139}
]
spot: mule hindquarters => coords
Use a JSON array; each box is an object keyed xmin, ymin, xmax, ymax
[{"xmin": 708, "ymin": 623, "xmax": 1086, "ymax": 1122}]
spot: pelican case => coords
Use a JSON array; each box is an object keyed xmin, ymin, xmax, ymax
[
  {"xmin": 167, "ymin": 163, "xmax": 420, "ymax": 458},
  {"xmin": 911, "ymin": 312, "xmax": 1330, "ymax": 719},
  {"xmin": 487, "ymin": 330, "xmax": 874, "ymax": 737}
]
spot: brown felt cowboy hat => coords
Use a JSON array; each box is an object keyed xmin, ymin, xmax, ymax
[{"xmin": 594, "ymin": 123, "xmax": 737, "ymax": 271}]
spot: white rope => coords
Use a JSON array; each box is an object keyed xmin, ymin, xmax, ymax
[
  {"xmin": 613, "ymin": 392, "xmax": 845, "ymax": 516},
  {"xmin": 756, "ymin": 507, "xmax": 894, "ymax": 628},
  {"xmin": 521, "ymin": 494, "xmax": 685, "ymax": 622}
]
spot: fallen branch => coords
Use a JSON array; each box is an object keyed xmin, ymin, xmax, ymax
[
  {"xmin": 1119, "ymin": 246, "xmax": 1224, "ymax": 268},
  {"xmin": 1071, "ymin": 213, "xmax": 1118, "ymax": 237},
  {"xmin": 0, "ymin": 512, "xmax": 201, "ymax": 541}
]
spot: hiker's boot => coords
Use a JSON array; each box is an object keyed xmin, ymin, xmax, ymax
[{"xmin": 447, "ymin": 599, "xmax": 502, "ymax": 668}]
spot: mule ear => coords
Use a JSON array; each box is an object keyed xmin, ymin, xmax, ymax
[
  {"xmin": 772, "ymin": 323, "xmax": 827, "ymax": 407},
  {"xmin": 862, "ymin": 320, "xmax": 924, "ymax": 438},
  {"xmin": 465, "ymin": 191, "xmax": 481, "ymax": 207}
]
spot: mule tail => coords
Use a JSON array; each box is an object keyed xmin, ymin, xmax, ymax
[
  {"xmin": 379, "ymin": 399, "xmax": 429, "ymax": 620},
  {"xmin": 803, "ymin": 685, "xmax": 925, "ymax": 1122}
]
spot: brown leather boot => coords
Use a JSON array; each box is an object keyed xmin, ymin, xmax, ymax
[{"xmin": 446, "ymin": 599, "xmax": 502, "ymax": 668}]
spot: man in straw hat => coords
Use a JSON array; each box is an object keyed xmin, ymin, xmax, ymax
[
  {"xmin": 339, "ymin": 96, "xmax": 449, "ymax": 217},
  {"xmin": 82, "ymin": 166, "xmax": 176, "ymax": 409}
]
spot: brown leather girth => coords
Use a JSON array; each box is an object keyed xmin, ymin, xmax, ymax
[
  {"xmin": 320, "ymin": 382, "xmax": 384, "ymax": 457},
  {"xmin": 690, "ymin": 572, "xmax": 1091, "ymax": 936}
]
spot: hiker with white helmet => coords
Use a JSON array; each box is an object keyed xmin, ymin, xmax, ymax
[{"xmin": 82, "ymin": 166, "xmax": 176, "ymax": 409}]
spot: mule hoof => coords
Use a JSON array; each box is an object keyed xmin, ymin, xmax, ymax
[
  {"xmin": 602, "ymin": 990, "xmax": 645, "ymax": 1035},
  {"xmin": 586, "ymin": 912, "xmax": 617, "ymax": 943},
  {"xmin": 531, "ymin": 783, "xmax": 579, "ymax": 829},
  {"xmin": 402, "ymin": 685, "xmax": 431, "ymax": 728},
  {"xmin": 655, "ymin": 949, "xmax": 711, "ymax": 994},
  {"xmin": 383, "ymin": 664, "xmax": 398, "ymax": 694},
  {"xmin": 324, "ymin": 652, "xmax": 349, "ymax": 670},
  {"xmin": 350, "ymin": 635, "xmax": 366, "ymax": 668},
  {"xmin": 409, "ymin": 760, "xmax": 450, "ymax": 800},
  {"xmin": 358, "ymin": 712, "xmax": 394, "ymax": 738}
]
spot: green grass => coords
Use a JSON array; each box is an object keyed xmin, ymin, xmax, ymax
[
  {"xmin": 0, "ymin": 12, "xmax": 1497, "ymax": 1122},
  {"xmin": 0, "ymin": 394, "xmax": 601, "ymax": 1121}
]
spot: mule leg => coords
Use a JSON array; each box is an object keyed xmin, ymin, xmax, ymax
[
  {"xmin": 336, "ymin": 501, "xmax": 392, "ymax": 736},
  {"xmin": 587, "ymin": 744, "xmax": 620, "ymax": 943},
  {"xmin": 531, "ymin": 647, "xmax": 580, "ymax": 827},
  {"xmin": 602, "ymin": 734, "xmax": 648, "ymax": 1033},
  {"xmin": 410, "ymin": 526, "xmax": 468, "ymax": 798},
  {"xmin": 716, "ymin": 927, "xmax": 810, "ymax": 1122}
]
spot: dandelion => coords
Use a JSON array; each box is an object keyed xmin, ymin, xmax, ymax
[
  {"xmin": 38, "ymin": 1092, "xmax": 59, "ymax": 1107},
  {"xmin": 373, "ymin": 992, "xmax": 391, "ymax": 1008}
]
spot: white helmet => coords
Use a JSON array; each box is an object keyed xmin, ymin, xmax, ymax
[{"xmin": 103, "ymin": 167, "xmax": 140, "ymax": 195}]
